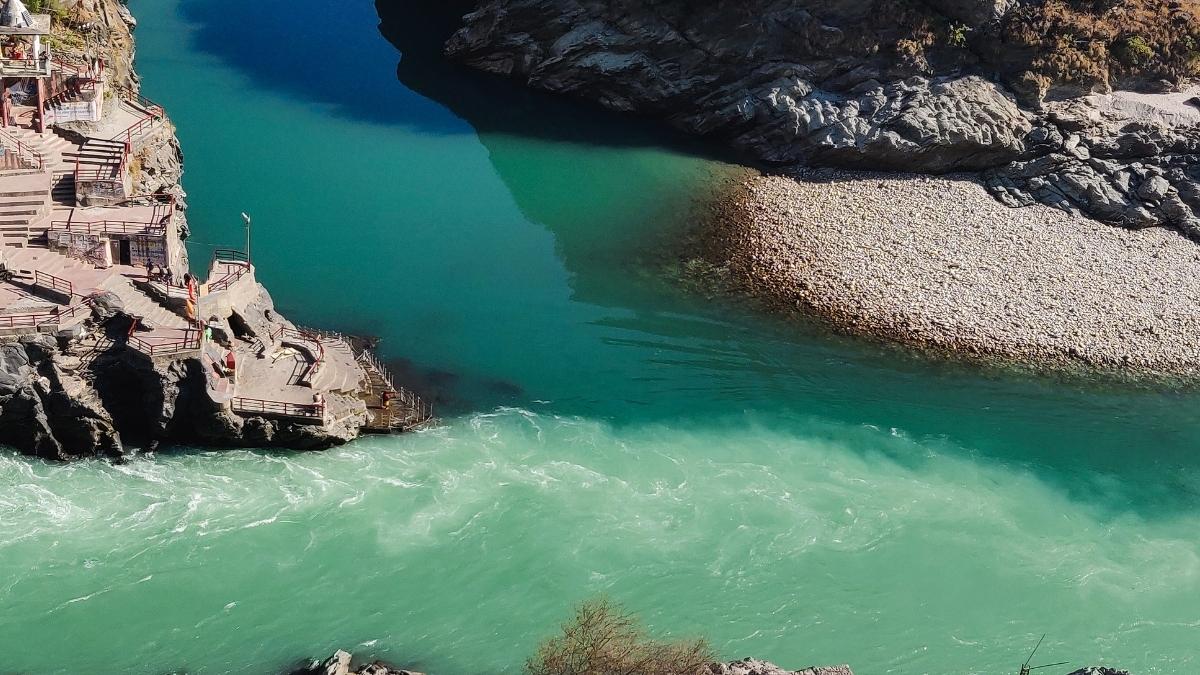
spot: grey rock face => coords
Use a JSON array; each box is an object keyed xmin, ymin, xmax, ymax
[
  {"xmin": 446, "ymin": 0, "xmax": 1031, "ymax": 172},
  {"xmin": 0, "ymin": 339, "xmax": 123, "ymax": 460},
  {"xmin": 1067, "ymin": 669, "xmax": 1131, "ymax": 675},
  {"xmin": 440, "ymin": 0, "xmax": 1200, "ymax": 236},
  {"xmin": 986, "ymin": 96, "xmax": 1200, "ymax": 236},
  {"xmin": 690, "ymin": 73, "xmax": 1031, "ymax": 170}
]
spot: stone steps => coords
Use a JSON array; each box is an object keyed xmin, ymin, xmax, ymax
[
  {"xmin": 0, "ymin": 171, "xmax": 52, "ymax": 247},
  {"xmin": 1, "ymin": 247, "xmax": 113, "ymax": 295},
  {"xmin": 2, "ymin": 128, "xmax": 82, "ymax": 210},
  {"xmin": 97, "ymin": 275, "xmax": 190, "ymax": 330}
]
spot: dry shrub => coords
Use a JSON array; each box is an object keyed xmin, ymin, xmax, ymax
[
  {"xmin": 526, "ymin": 598, "xmax": 715, "ymax": 675},
  {"xmin": 1000, "ymin": 0, "xmax": 1200, "ymax": 89}
]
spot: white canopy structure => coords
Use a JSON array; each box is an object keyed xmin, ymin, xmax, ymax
[{"xmin": 0, "ymin": 0, "xmax": 33, "ymax": 30}]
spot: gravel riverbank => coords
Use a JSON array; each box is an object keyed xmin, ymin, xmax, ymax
[{"xmin": 703, "ymin": 168, "xmax": 1200, "ymax": 377}]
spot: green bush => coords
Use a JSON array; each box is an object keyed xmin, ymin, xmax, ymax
[
  {"xmin": 1117, "ymin": 35, "xmax": 1155, "ymax": 65},
  {"xmin": 947, "ymin": 23, "xmax": 969, "ymax": 49}
]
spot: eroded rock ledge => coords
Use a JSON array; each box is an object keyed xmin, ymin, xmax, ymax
[{"xmin": 431, "ymin": 0, "xmax": 1200, "ymax": 237}]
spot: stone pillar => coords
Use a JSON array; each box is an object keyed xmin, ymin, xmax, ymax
[{"xmin": 35, "ymin": 75, "xmax": 44, "ymax": 132}]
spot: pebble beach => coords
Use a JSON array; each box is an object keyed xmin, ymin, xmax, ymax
[{"xmin": 707, "ymin": 168, "xmax": 1200, "ymax": 376}]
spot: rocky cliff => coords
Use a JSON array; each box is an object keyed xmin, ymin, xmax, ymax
[{"xmin": 432, "ymin": 0, "xmax": 1200, "ymax": 236}]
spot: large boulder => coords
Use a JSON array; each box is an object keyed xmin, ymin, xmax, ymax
[{"xmin": 691, "ymin": 73, "xmax": 1032, "ymax": 170}]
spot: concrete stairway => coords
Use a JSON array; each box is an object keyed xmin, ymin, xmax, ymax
[
  {"xmin": 65, "ymin": 137, "xmax": 124, "ymax": 183},
  {"xmin": 1, "ymin": 246, "xmax": 114, "ymax": 295},
  {"xmin": 1, "ymin": 127, "xmax": 84, "ymax": 207},
  {"xmin": 97, "ymin": 274, "xmax": 190, "ymax": 331},
  {"xmin": 41, "ymin": 131, "xmax": 83, "ymax": 207},
  {"xmin": 311, "ymin": 338, "xmax": 364, "ymax": 394},
  {"xmin": 2, "ymin": 249, "xmax": 185, "ymax": 330},
  {"xmin": 0, "ymin": 171, "xmax": 52, "ymax": 248}
]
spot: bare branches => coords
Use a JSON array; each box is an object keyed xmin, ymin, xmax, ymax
[{"xmin": 526, "ymin": 598, "xmax": 715, "ymax": 675}]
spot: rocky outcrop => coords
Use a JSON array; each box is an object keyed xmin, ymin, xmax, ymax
[
  {"xmin": 291, "ymin": 650, "xmax": 425, "ymax": 675},
  {"xmin": 0, "ymin": 336, "xmax": 122, "ymax": 460},
  {"xmin": 708, "ymin": 658, "xmax": 853, "ymax": 675},
  {"xmin": 1, "ymin": 283, "xmax": 364, "ymax": 459},
  {"xmin": 444, "ymin": 0, "xmax": 1031, "ymax": 171},
  {"xmin": 429, "ymin": 0, "xmax": 1200, "ymax": 236},
  {"xmin": 1068, "ymin": 668, "xmax": 1131, "ymax": 675},
  {"xmin": 986, "ymin": 92, "xmax": 1200, "ymax": 236}
]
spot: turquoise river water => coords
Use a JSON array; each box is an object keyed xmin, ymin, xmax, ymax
[{"xmin": 2, "ymin": 1, "xmax": 1200, "ymax": 672}]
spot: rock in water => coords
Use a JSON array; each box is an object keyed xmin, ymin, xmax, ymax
[
  {"xmin": 290, "ymin": 650, "xmax": 426, "ymax": 675},
  {"xmin": 1067, "ymin": 668, "xmax": 1131, "ymax": 675},
  {"xmin": 708, "ymin": 658, "xmax": 853, "ymax": 675}
]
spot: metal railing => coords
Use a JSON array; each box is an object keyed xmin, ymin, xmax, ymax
[
  {"xmin": 270, "ymin": 326, "xmax": 326, "ymax": 385},
  {"xmin": 0, "ymin": 310, "xmax": 58, "ymax": 329},
  {"xmin": 117, "ymin": 88, "xmax": 167, "ymax": 151},
  {"xmin": 74, "ymin": 149, "xmax": 124, "ymax": 185},
  {"xmin": 207, "ymin": 250, "xmax": 252, "ymax": 292},
  {"xmin": 33, "ymin": 270, "xmax": 73, "ymax": 297},
  {"xmin": 212, "ymin": 248, "xmax": 249, "ymax": 263},
  {"xmin": 0, "ymin": 295, "xmax": 92, "ymax": 331},
  {"xmin": 0, "ymin": 57, "xmax": 50, "ymax": 77},
  {"xmin": 0, "ymin": 127, "xmax": 45, "ymax": 170},
  {"xmin": 356, "ymin": 349, "xmax": 435, "ymax": 429},
  {"xmin": 357, "ymin": 349, "xmax": 396, "ymax": 390},
  {"xmin": 126, "ymin": 328, "xmax": 201, "ymax": 357},
  {"xmin": 52, "ymin": 57, "xmax": 102, "ymax": 93},
  {"xmin": 207, "ymin": 262, "xmax": 250, "ymax": 292},
  {"xmin": 50, "ymin": 296, "xmax": 93, "ymax": 326},
  {"xmin": 231, "ymin": 397, "xmax": 325, "ymax": 421},
  {"xmin": 119, "ymin": 87, "xmax": 165, "ymax": 118},
  {"xmin": 49, "ymin": 219, "xmax": 167, "ymax": 236}
]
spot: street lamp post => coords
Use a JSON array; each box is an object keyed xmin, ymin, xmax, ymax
[{"xmin": 241, "ymin": 212, "xmax": 251, "ymax": 264}]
